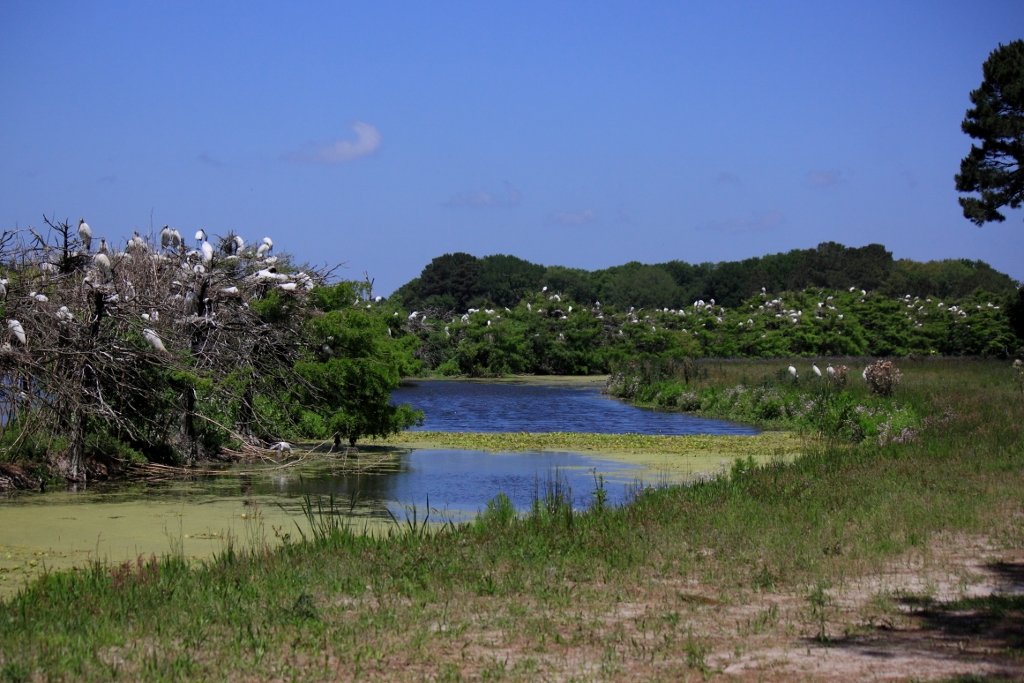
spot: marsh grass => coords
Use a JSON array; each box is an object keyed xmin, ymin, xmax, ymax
[{"xmin": 1, "ymin": 358, "xmax": 1023, "ymax": 680}]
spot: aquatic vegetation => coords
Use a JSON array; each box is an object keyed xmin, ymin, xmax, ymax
[{"xmin": 371, "ymin": 429, "xmax": 803, "ymax": 458}]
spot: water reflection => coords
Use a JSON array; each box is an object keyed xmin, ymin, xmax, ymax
[
  {"xmin": 3, "ymin": 449, "xmax": 643, "ymax": 521},
  {"xmin": 392, "ymin": 381, "xmax": 758, "ymax": 435}
]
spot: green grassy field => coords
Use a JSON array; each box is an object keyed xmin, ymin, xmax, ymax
[{"xmin": 2, "ymin": 357, "xmax": 1023, "ymax": 681}]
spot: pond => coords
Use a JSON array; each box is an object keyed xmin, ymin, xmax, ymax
[
  {"xmin": 0, "ymin": 378, "xmax": 762, "ymax": 595},
  {"xmin": 392, "ymin": 379, "xmax": 759, "ymax": 435}
]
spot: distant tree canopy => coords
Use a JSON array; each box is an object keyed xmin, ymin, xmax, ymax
[
  {"xmin": 956, "ymin": 40, "xmax": 1024, "ymax": 225},
  {"xmin": 393, "ymin": 242, "xmax": 1019, "ymax": 312}
]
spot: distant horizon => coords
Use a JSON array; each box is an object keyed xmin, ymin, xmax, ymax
[{"xmin": 2, "ymin": 2, "xmax": 1022, "ymax": 293}]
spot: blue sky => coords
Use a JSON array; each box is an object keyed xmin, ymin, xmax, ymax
[{"xmin": 1, "ymin": 1, "xmax": 1022, "ymax": 295}]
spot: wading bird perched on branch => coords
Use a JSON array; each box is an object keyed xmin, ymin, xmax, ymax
[
  {"xmin": 143, "ymin": 328, "xmax": 167, "ymax": 353},
  {"xmin": 7, "ymin": 319, "xmax": 26, "ymax": 345},
  {"xmin": 788, "ymin": 365, "xmax": 797, "ymax": 378},
  {"xmin": 201, "ymin": 241, "xmax": 213, "ymax": 264},
  {"xmin": 94, "ymin": 253, "xmax": 112, "ymax": 281},
  {"xmin": 160, "ymin": 225, "xmax": 172, "ymax": 249},
  {"xmin": 77, "ymin": 218, "xmax": 92, "ymax": 251},
  {"xmin": 195, "ymin": 229, "xmax": 206, "ymax": 246}
]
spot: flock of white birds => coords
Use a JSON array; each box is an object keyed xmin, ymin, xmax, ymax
[{"xmin": 3, "ymin": 218, "xmax": 318, "ymax": 355}]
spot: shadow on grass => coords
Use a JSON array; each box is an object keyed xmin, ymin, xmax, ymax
[{"xmin": 804, "ymin": 562, "xmax": 1024, "ymax": 676}]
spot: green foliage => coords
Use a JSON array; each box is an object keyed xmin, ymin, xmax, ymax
[
  {"xmin": 392, "ymin": 243, "xmax": 1018, "ymax": 315},
  {"xmin": 956, "ymin": 40, "xmax": 1024, "ymax": 225},
  {"xmin": 607, "ymin": 357, "xmax": 920, "ymax": 445},
  {"xmin": 290, "ymin": 282, "xmax": 423, "ymax": 446},
  {"xmin": 406, "ymin": 285, "xmax": 1021, "ymax": 377}
]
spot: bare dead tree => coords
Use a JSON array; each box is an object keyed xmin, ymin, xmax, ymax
[{"xmin": 1, "ymin": 222, "xmax": 332, "ymax": 477}]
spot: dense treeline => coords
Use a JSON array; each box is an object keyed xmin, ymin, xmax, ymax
[
  {"xmin": 387, "ymin": 285, "xmax": 1022, "ymax": 377},
  {"xmin": 393, "ymin": 242, "xmax": 1019, "ymax": 312}
]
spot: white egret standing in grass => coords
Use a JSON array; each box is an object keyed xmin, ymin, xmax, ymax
[
  {"xmin": 788, "ymin": 365, "xmax": 797, "ymax": 378},
  {"xmin": 812, "ymin": 363, "xmax": 822, "ymax": 377},
  {"xmin": 77, "ymin": 219, "xmax": 92, "ymax": 251},
  {"xmin": 827, "ymin": 365, "xmax": 836, "ymax": 378}
]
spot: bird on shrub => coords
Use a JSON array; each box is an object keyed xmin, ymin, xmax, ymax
[
  {"xmin": 7, "ymin": 319, "xmax": 26, "ymax": 345},
  {"xmin": 77, "ymin": 218, "xmax": 92, "ymax": 251},
  {"xmin": 143, "ymin": 328, "xmax": 168, "ymax": 353}
]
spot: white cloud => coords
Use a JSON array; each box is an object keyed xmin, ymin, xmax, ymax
[
  {"xmin": 550, "ymin": 208, "xmax": 597, "ymax": 226},
  {"xmin": 285, "ymin": 121, "xmax": 382, "ymax": 163},
  {"xmin": 806, "ymin": 170, "xmax": 843, "ymax": 187},
  {"xmin": 705, "ymin": 210, "xmax": 783, "ymax": 233},
  {"xmin": 445, "ymin": 182, "xmax": 522, "ymax": 207}
]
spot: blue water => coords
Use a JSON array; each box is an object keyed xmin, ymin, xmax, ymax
[
  {"xmin": 392, "ymin": 380, "xmax": 759, "ymax": 435},
  {"xmin": 2, "ymin": 381, "xmax": 757, "ymax": 526}
]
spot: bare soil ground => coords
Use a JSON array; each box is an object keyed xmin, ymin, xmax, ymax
[{"xmin": 343, "ymin": 534, "xmax": 1024, "ymax": 682}]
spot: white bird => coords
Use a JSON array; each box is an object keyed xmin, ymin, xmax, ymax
[
  {"xmin": 77, "ymin": 218, "xmax": 92, "ymax": 251},
  {"xmin": 57, "ymin": 306, "xmax": 73, "ymax": 322},
  {"xmin": 221, "ymin": 286, "xmax": 239, "ymax": 295},
  {"xmin": 201, "ymin": 241, "xmax": 213, "ymax": 264},
  {"xmin": 827, "ymin": 365, "xmax": 835, "ymax": 378},
  {"xmin": 170, "ymin": 229, "xmax": 182, "ymax": 248},
  {"xmin": 262, "ymin": 236, "xmax": 273, "ymax": 249},
  {"xmin": 788, "ymin": 365, "xmax": 797, "ymax": 378},
  {"xmin": 160, "ymin": 225, "xmax": 172, "ymax": 248},
  {"xmin": 269, "ymin": 441, "xmax": 292, "ymax": 452},
  {"xmin": 863, "ymin": 367, "xmax": 869, "ymax": 380},
  {"xmin": 541, "ymin": 286, "xmax": 547, "ymax": 292},
  {"xmin": 94, "ymin": 253, "xmax": 112, "ymax": 280},
  {"xmin": 256, "ymin": 242, "xmax": 271, "ymax": 257},
  {"xmin": 98, "ymin": 238, "xmax": 108, "ymax": 254},
  {"xmin": 31, "ymin": 292, "xmax": 48, "ymax": 302},
  {"xmin": 233, "ymin": 235, "xmax": 245, "ymax": 251},
  {"xmin": 143, "ymin": 328, "xmax": 167, "ymax": 353},
  {"xmin": 812, "ymin": 363, "xmax": 822, "ymax": 377},
  {"xmin": 195, "ymin": 229, "xmax": 207, "ymax": 245},
  {"xmin": 8, "ymin": 319, "xmax": 26, "ymax": 344},
  {"xmin": 278, "ymin": 282, "xmax": 297, "ymax": 291},
  {"xmin": 0, "ymin": 280, "xmax": 6, "ymax": 299}
]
